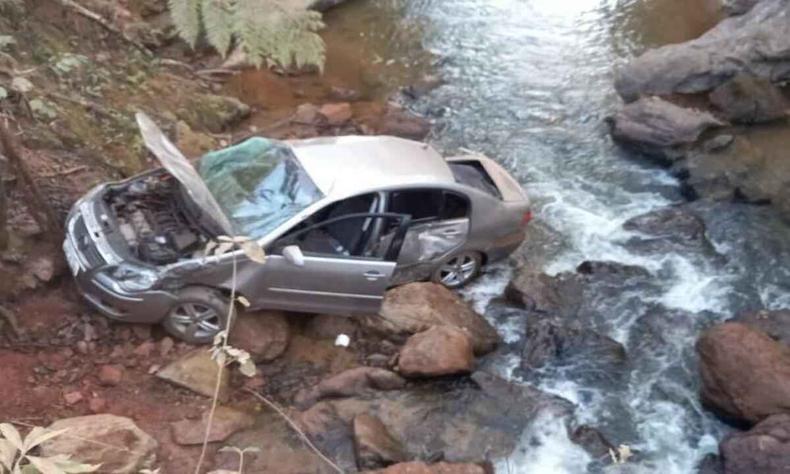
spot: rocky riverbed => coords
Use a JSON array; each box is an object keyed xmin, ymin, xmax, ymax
[{"xmin": 4, "ymin": 0, "xmax": 790, "ymax": 473}]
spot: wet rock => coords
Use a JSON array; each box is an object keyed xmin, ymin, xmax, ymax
[
  {"xmin": 156, "ymin": 348, "xmax": 229, "ymax": 400},
  {"xmin": 722, "ymin": 0, "xmax": 760, "ymax": 15},
  {"xmin": 170, "ymin": 406, "xmax": 254, "ymax": 445},
  {"xmin": 306, "ymin": 371, "xmax": 573, "ymax": 465},
  {"xmin": 98, "ymin": 364, "xmax": 123, "ymax": 386},
  {"xmin": 363, "ymin": 282, "xmax": 499, "ymax": 355},
  {"xmin": 298, "ymin": 402, "xmax": 358, "ymax": 471},
  {"xmin": 374, "ymin": 106, "xmax": 432, "ymax": 140},
  {"xmin": 229, "ymin": 310, "xmax": 290, "ymax": 362},
  {"xmin": 731, "ymin": 309, "xmax": 790, "ymax": 345},
  {"xmin": 697, "ymin": 322, "xmax": 790, "ymax": 424},
  {"xmin": 569, "ymin": 425, "xmax": 617, "ymax": 461},
  {"xmin": 294, "ymin": 366, "xmax": 406, "ymax": 409},
  {"xmin": 366, "ymin": 462, "xmax": 487, "ymax": 474},
  {"xmin": 615, "ymin": 0, "xmax": 790, "ymax": 101},
  {"xmin": 397, "ymin": 326, "xmax": 475, "ymax": 378},
  {"xmin": 40, "ymin": 414, "xmax": 157, "ymax": 473},
  {"xmin": 608, "ymin": 97, "xmax": 724, "ymax": 162},
  {"xmin": 353, "ymin": 413, "xmax": 408, "ymax": 470},
  {"xmin": 319, "ymin": 102, "xmax": 353, "ymax": 126},
  {"xmin": 622, "ymin": 206, "xmax": 718, "ymax": 256},
  {"xmin": 709, "ymin": 74, "xmax": 787, "ymax": 124},
  {"xmin": 720, "ymin": 413, "xmax": 790, "ymax": 473},
  {"xmin": 521, "ymin": 318, "xmax": 627, "ymax": 380},
  {"xmin": 698, "ymin": 453, "xmax": 724, "ymax": 474},
  {"xmin": 703, "ymin": 134, "xmax": 735, "ymax": 153},
  {"xmin": 505, "ymin": 269, "xmax": 583, "ymax": 315}
]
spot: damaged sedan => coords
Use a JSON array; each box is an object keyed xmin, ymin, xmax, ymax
[{"xmin": 63, "ymin": 113, "xmax": 531, "ymax": 343}]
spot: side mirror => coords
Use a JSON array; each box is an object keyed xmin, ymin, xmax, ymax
[{"xmin": 282, "ymin": 245, "xmax": 305, "ymax": 267}]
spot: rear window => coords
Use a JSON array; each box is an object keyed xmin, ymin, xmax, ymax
[{"xmin": 449, "ymin": 161, "xmax": 501, "ymax": 199}]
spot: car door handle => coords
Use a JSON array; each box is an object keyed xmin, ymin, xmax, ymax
[{"xmin": 363, "ymin": 270, "xmax": 385, "ymax": 281}]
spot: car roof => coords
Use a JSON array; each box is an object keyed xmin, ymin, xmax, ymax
[{"xmin": 287, "ymin": 135, "xmax": 455, "ymax": 198}]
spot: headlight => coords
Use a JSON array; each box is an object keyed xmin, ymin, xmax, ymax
[{"xmin": 106, "ymin": 263, "xmax": 159, "ymax": 292}]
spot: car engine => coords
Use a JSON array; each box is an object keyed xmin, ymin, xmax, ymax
[{"xmin": 105, "ymin": 174, "xmax": 205, "ymax": 265}]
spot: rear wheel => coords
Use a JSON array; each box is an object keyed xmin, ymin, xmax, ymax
[
  {"xmin": 163, "ymin": 287, "xmax": 234, "ymax": 344},
  {"xmin": 431, "ymin": 251, "xmax": 482, "ymax": 289}
]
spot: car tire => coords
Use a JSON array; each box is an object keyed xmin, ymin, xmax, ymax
[
  {"xmin": 431, "ymin": 251, "xmax": 483, "ymax": 289},
  {"xmin": 162, "ymin": 287, "xmax": 235, "ymax": 344}
]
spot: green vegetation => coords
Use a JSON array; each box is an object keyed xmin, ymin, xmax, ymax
[{"xmin": 168, "ymin": 0, "xmax": 326, "ymax": 70}]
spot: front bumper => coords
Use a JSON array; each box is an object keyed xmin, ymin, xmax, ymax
[{"xmin": 63, "ymin": 199, "xmax": 177, "ymax": 324}]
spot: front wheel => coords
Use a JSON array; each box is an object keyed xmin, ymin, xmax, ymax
[
  {"xmin": 431, "ymin": 251, "xmax": 482, "ymax": 289},
  {"xmin": 162, "ymin": 287, "xmax": 234, "ymax": 344}
]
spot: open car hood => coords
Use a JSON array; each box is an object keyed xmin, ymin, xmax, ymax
[{"xmin": 135, "ymin": 112, "xmax": 234, "ymax": 235}]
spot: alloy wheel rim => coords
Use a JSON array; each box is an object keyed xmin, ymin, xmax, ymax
[
  {"xmin": 169, "ymin": 302, "xmax": 221, "ymax": 340},
  {"xmin": 439, "ymin": 254, "xmax": 477, "ymax": 287}
]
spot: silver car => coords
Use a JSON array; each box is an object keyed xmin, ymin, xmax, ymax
[{"xmin": 63, "ymin": 113, "xmax": 531, "ymax": 343}]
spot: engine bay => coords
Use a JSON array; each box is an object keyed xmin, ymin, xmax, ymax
[{"xmin": 105, "ymin": 173, "xmax": 207, "ymax": 265}]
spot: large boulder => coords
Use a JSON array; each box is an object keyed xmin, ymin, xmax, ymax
[
  {"xmin": 156, "ymin": 348, "xmax": 228, "ymax": 399},
  {"xmin": 353, "ymin": 413, "xmax": 408, "ymax": 470},
  {"xmin": 615, "ymin": 0, "xmax": 790, "ymax": 101},
  {"xmin": 366, "ymin": 462, "xmax": 487, "ymax": 474},
  {"xmin": 697, "ymin": 322, "xmax": 790, "ymax": 424},
  {"xmin": 720, "ymin": 413, "xmax": 790, "ymax": 473},
  {"xmin": 608, "ymin": 97, "xmax": 724, "ymax": 161},
  {"xmin": 300, "ymin": 371, "xmax": 573, "ymax": 465},
  {"xmin": 363, "ymin": 283, "xmax": 500, "ymax": 355},
  {"xmin": 397, "ymin": 326, "xmax": 475, "ymax": 378},
  {"xmin": 40, "ymin": 415, "xmax": 157, "ymax": 473},
  {"xmin": 229, "ymin": 310, "xmax": 290, "ymax": 362},
  {"xmin": 622, "ymin": 206, "xmax": 718, "ymax": 255},
  {"xmin": 709, "ymin": 74, "xmax": 787, "ymax": 124}
]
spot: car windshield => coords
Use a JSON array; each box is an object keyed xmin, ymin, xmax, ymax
[{"xmin": 198, "ymin": 137, "xmax": 323, "ymax": 239}]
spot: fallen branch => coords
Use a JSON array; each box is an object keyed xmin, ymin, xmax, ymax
[
  {"xmin": 0, "ymin": 120, "xmax": 61, "ymax": 236},
  {"xmin": 244, "ymin": 388, "xmax": 344, "ymax": 474},
  {"xmin": 50, "ymin": 0, "xmax": 152, "ymax": 56}
]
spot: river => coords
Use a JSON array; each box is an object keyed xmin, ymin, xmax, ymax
[{"xmin": 319, "ymin": 1, "xmax": 790, "ymax": 472}]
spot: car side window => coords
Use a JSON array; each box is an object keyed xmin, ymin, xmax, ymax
[
  {"xmin": 441, "ymin": 192, "xmax": 470, "ymax": 219},
  {"xmin": 388, "ymin": 190, "xmax": 442, "ymax": 222}
]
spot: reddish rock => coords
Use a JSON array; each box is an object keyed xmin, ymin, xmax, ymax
[
  {"xmin": 353, "ymin": 413, "xmax": 407, "ymax": 470},
  {"xmin": 133, "ymin": 341, "xmax": 155, "ymax": 358},
  {"xmin": 294, "ymin": 367, "xmax": 406, "ymax": 409},
  {"xmin": 697, "ymin": 322, "xmax": 790, "ymax": 424},
  {"xmin": 366, "ymin": 461, "xmax": 486, "ymax": 474},
  {"xmin": 294, "ymin": 103, "xmax": 320, "ymax": 124},
  {"xmin": 720, "ymin": 413, "xmax": 790, "ymax": 473},
  {"xmin": 319, "ymin": 102, "xmax": 353, "ymax": 126},
  {"xmin": 98, "ymin": 365, "xmax": 124, "ymax": 386},
  {"xmin": 229, "ymin": 311, "xmax": 290, "ymax": 362},
  {"xmin": 159, "ymin": 337, "xmax": 175, "ymax": 356},
  {"xmin": 375, "ymin": 106, "xmax": 431, "ymax": 140},
  {"xmin": 88, "ymin": 397, "xmax": 107, "ymax": 413},
  {"xmin": 397, "ymin": 326, "xmax": 474, "ymax": 378},
  {"xmin": 63, "ymin": 391, "xmax": 83, "ymax": 405}
]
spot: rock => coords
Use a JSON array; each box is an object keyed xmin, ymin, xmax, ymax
[
  {"xmin": 159, "ymin": 336, "xmax": 175, "ymax": 356},
  {"xmin": 698, "ymin": 453, "xmax": 724, "ymax": 474},
  {"xmin": 623, "ymin": 206, "xmax": 707, "ymax": 242},
  {"xmin": 569, "ymin": 425, "xmax": 616, "ymax": 461},
  {"xmin": 27, "ymin": 256, "xmax": 55, "ymax": 282},
  {"xmin": 304, "ymin": 313, "xmax": 358, "ymax": 340},
  {"xmin": 353, "ymin": 413, "xmax": 408, "ymax": 470},
  {"xmin": 229, "ymin": 310, "xmax": 290, "ymax": 362},
  {"xmin": 156, "ymin": 348, "xmax": 229, "ymax": 400},
  {"xmin": 170, "ymin": 406, "xmax": 254, "ymax": 445},
  {"xmin": 608, "ymin": 97, "xmax": 724, "ymax": 161},
  {"xmin": 520, "ymin": 318, "xmax": 627, "ymax": 382},
  {"xmin": 133, "ymin": 341, "xmax": 155, "ymax": 358},
  {"xmin": 40, "ymin": 415, "xmax": 157, "ymax": 473},
  {"xmin": 63, "ymin": 391, "xmax": 83, "ymax": 405},
  {"xmin": 364, "ymin": 282, "xmax": 500, "ymax": 355},
  {"xmin": 615, "ymin": 0, "xmax": 790, "ymax": 101},
  {"xmin": 697, "ymin": 322, "xmax": 790, "ymax": 424},
  {"xmin": 294, "ymin": 103, "xmax": 320, "ymax": 124},
  {"xmin": 397, "ymin": 326, "xmax": 475, "ymax": 378},
  {"xmin": 295, "ymin": 366, "xmax": 406, "ymax": 409},
  {"xmin": 178, "ymin": 94, "xmax": 251, "ymax": 133},
  {"xmin": 98, "ymin": 364, "xmax": 123, "ymax": 386},
  {"xmin": 732, "ymin": 309, "xmax": 790, "ymax": 345},
  {"xmin": 720, "ymin": 413, "xmax": 790, "ymax": 473},
  {"xmin": 709, "ymin": 74, "xmax": 787, "ymax": 124},
  {"xmin": 319, "ymin": 102, "xmax": 353, "ymax": 126},
  {"xmin": 374, "ymin": 107, "xmax": 432, "ymax": 140},
  {"xmin": 329, "ymin": 86, "xmax": 361, "ymax": 102},
  {"xmin": 305, "ymin": 371, "xmax": 573, "ymax": 465},
  {"xmin": 366, "ymin": 462, "xmax": 486, "ymax": 474},
  {"xmin": 703, "ymin": 134, "xmax": 735, "ymax": 153},
  {"xmin": 88, "ymin": 397, "xmax": 107, "ymax": 413},
  {"xmin": 309, "ymin": 0, "xmax": 350, "ymax": 11}
]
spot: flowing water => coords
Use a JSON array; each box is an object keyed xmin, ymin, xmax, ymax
[{"xmin": 319, "ymin": 1, "xmax": 790, "ymax": 472}]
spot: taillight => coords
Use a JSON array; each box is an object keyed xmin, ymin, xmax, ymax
[{"xmin": 522, "ymin": 210, "xmax": 533, "ymax": 226}]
